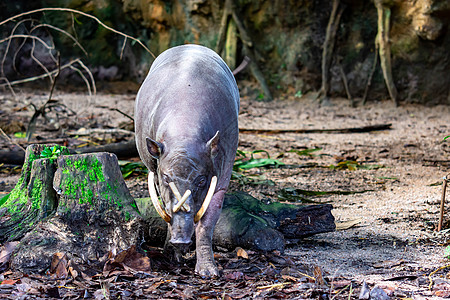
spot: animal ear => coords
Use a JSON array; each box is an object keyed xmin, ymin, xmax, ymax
[
  {"xmin": 146, "ymin": 137, "xmax": 164, "ymax": 159},
  {"xmin": 206, "ymin": 131, "xmax": 220, "ymax": 159}
]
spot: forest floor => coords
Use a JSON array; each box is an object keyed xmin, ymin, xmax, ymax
[{"xmin": 0, "ymin": 88, "xmax": 449, "ymax": 299}]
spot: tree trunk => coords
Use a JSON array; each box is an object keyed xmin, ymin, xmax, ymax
[
  {"xmin": 318, "ymin": 0, "xmax": 345, "ymax": 102},
  {"xmin": 375, "ymin": 0, "xmax": 398, "ymax": 106}
]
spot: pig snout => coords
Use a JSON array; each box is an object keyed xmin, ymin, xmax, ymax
[{"xmin": 169, "ymin": 210, "xmax": 194, "ymax": 253}]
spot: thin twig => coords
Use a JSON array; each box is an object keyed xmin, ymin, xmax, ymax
[
  {"xmin": 95, "ymin": 105, "xmax": 134, "ymax": 121},
  {"xmin": 0, "ymin": 34, "xmax": 54, "ymax": 49},
  {"xmin": 67, "ymin": 128, "xmax": 134, "ymax": 136},
  {"xmin": 69, "ymin": 66, "xmax": 93, "ymax": 96},
  {"xmin": 438, "ymin": 174, "xmax": 449, "ymax": 231},
  {"xmin": 1, "ymin": 18, "xmax": 31, "ymax": 78},
  {"xmin": 25, "ymin": 54, "xmax": 61, "ymax": 141},
  {"xmin": 331, "ymin": 283, "xmax": 351, "ymax": 300},
  {"xmin": 76, "ymin": 59, "xmax": 96, "ymax": 95},
  {"xmin": 30, "ymin": 23, "xmax": 88, "ymax": 56},
  {"xmin": 429, "ymin": 264, "xmax": 450, "ymax": 290},
  {"xmin": 256, "ymin": 282, "xmax": 291, "ymax": 290},
  {"xmin": 0, "ymin": 128, "xmax": 26, "ymax": 152},
  {"xmin": 119, "ymin": 37, "xmax": 127, "ymax": 60},
  {"xmin": 0, "ymin": 77, "xmax": 16, "ymax": 98},
  {"xmin": 0, "ymin": 7, "xmax": 155, "ymax": 58},
  {"xmin": 362, "ymin": 50, "xmax": 378, "ymax": 105},
  {"xmin": 0, "ymin": 59, "xmax": 84, "ymax": 87},
  {"xmin": 30, "ymin": 38, "xmax": 53, "ymax": 86},
  {"xmin": 339, "ymin": 64, "xmax": 352, "ymax": 104}
]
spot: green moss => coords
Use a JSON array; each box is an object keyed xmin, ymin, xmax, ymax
[
  {"xmin": 61, "ymin": 156, "xmax": 108, "ymax": 206},
  {"xmin": 30, "ymin": 177, "xmax": 43, "ymax": 210},
  {"xmin": 124, "ymin": 211, "xmax": 131, "ymax": 222},
  {"xmin": 3, "ymin": 145, "xmax": 68, "ymax": 214}
]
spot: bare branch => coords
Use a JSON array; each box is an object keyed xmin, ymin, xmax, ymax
[
  {"xmin": 30, "ymin": 38, "xmax": 54, "ymax": 86},
  {"xmin": 69, "ymin": 65, "xmax": 93, "ymax": 96},
  {"xmin": 76, "ymin": 59, "xmax": 96, "ymax": 95},
  {"xmin": 0, "ymin": 128, "xmax": 26, "ymax": 152},
  {"xmin": 1, "ymin": 18, "xmax": 31, "ymax": 78},
  {"xmin": 0, "ymin": 34, "xmax": 54, "ymax": 50},
  {"xmin": 119, "ymin": 37, "xmax": 127, "ymax": 60},
  {"xmin": 30, "ymin": 23, "xmax": 88, "ymax": 56},
  {"xmin": 0, "ymin": 59, "xmax": 85, "ymax": 87},
  {"xmin": 0, "ymin": 7, "xmax": 155, "ymax": 58}
]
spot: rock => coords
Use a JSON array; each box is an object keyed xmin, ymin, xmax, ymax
[
  {"xmin": 369, "ymin": 286, "xmax": 390, "ymax": 300},
  {"xmin": 359, "ymin": 280, "xmax": 370, "ymax": 299}
]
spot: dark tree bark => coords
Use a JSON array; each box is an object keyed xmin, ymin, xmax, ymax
[
  {"xmin": 318, "ymin": 0, "xmax": 345, "ymax": 102},
  {"xmin": 374, "ymin": 0, "xmax": 398, "ymax": 106}
]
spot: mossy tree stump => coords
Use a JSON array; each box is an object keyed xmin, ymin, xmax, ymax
[
  {"xmin": 0, "ymin": 145, "xmax": 146, "ymax": 273},
  {"xmin": 0, "ymin": 144, "xmax": 70, "ymax": 242}
]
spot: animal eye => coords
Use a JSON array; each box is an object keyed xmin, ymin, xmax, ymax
[{"xmin": 197, "ymin": 176, "xmax": 207, "ymax": 187}]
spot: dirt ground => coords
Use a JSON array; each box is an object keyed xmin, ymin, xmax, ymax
[{"xmin": 0, "ymin": 89, "xmax": 449, "ymax": 299}]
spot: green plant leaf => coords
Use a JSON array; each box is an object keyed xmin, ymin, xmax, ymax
[
  {"xmin": 40, "ymin": 146, "xmax": 63, "ymax": 159},
  {"xmin": 14, "ymin": 132, "xmax": 26, "ymax": 138},
  {"xmin": 288, "ymin": 148, "xmax": 322, "ymax": 157},
  {"xmin": 119, "ymin": 161, "xmax": 148, "ymax": 178},
  {"xmin": 234, "ymin": 158, "xmax": 284, "ymax": 170},
  {"xmin": 445, "ymin": 245, "xmax": 450, "ymax": 259},
  {"xmin": 0, "ymin": 193, "xmax": 9, "ymax": 207},
  {"xmin": 277, "ymin": 188, "xmax": 324, "ymax": 204},
  {"xmin": 444, "ymin": 135, "xmax": 449, "ymax": 141},
  {"xmin": 231, "ymin": 171, "xmax": 274, "ymax": 186},
  {"xmin": 234, "ymin": 150, "xmax": 284, "ymax": 171},
  {"xmin": 328, "ymin": 160, "xmax": 384, "ymax": 171}
]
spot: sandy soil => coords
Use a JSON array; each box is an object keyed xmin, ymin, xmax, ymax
[{"xmin": 0, "ymin": 90, "xmax": 449, "ymax": 298}]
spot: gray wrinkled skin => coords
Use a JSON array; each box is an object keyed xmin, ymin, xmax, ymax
[{"xmin": 135, "ymin": 45, "xmax": 239, "ymax": 277}]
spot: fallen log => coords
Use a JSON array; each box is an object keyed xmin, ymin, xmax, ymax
[
  {"xmin": 1, "ymin": 144, "xmax": 335, "ymax": 273},
  {"xmin": 0, "ymin": 123, "xmax": 391, "ymax": 165},
  {"xmin": 0, "ymin": 138, "xmax": 138, "ymax": 165},
  {"xmin": 239, "ymin": 123, "xmax": 392, "ymax": 134}
]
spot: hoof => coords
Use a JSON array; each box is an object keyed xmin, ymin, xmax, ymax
[{"xmin": 195, "ymin": 262, "xmax": 219, "ymax": 278}]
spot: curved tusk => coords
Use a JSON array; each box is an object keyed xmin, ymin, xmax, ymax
[
  {"xmin": 173, "ymin": 190, "xmax": 191, "ymax": 213},
  {"xmin": 148, "ymin": 171, "xmax": 171, "ymax": 222},
  {"xmin": 194, "ymin": 176, "xmax": 217, "ymax": 223},
  {"xmin": 169, "ymin": 182, "xmax": 182, "ymax": 201},
  {"xmin": 170, "ymin": 182, "xmax": 191, "ymax": 213}
]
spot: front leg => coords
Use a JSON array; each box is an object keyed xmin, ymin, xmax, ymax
[{"xmin": 195, "ymin": 189, "xmax": 225, "ymax": 277}]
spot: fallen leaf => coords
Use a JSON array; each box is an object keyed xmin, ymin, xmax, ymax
[
  {"xmin": 373, "ymin": 259, "xmax": 405, "ymax": 269},
  {"xmin": 335, "ymin": 218, "xmax": 362, "ymax": 230},
  {"xmin": 331, "ymin": 279, "xmax": 352, "ymax": 288},
  {"xmin": 236, "ymin": 247, "xmax": 249, "ymax": 259},
  {"xmin": 225, "ymin": 271, "xmax": 244, "ymax": 280},
  {"xmin": 68, "ymin": 266, "xmax": 78, "ymax": 279},
  {"xmin": 0, "ymin": 241, "xmax": 19, "ymax": 272},
  {"xmin": 1, "ymin": 278, "xmax": 18, "ymax": 285},
  {"xmin": 313, "ymin": 265, "xmax": 325, "ymax": 286},
  {"xmin": 103, "ymin": 245, "xmax": 151, "ymax": 275},
  {"xmin": 49, "ymin": 252, "xmax": 69, "ymax": 279}
]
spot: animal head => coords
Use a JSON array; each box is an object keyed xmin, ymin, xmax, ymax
[{"xmin": 146, "ymin": 131, "xmax": 219, "ymax": 247}]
